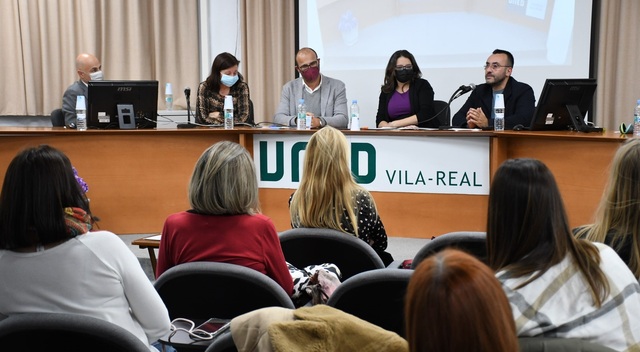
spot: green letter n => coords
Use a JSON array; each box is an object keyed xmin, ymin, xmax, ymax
[{"xmin": 291, "ymin": 141, "xmax": 308, "ymax": 182}]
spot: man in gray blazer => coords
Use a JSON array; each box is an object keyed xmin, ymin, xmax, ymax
[
  {"xmin": 61, "ymin": 53, "xmax": 103, "ymax": 127},
  {"xmin": 273, "ymin": 48, "xmax": 348, "ymax": 128}
]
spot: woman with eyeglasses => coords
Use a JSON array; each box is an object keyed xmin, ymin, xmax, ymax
[
  {"xmin": 195, "ymin": 52, "xmax": 252, "ymax": 125},
  {"xmin": 375, "ymin": 50, "xmax": 438, "ymax": 128}
]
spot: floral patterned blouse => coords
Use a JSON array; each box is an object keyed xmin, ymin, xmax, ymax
[{"xmin": 195, "ymin": 74, "xmax": 250, "ymax": 125}]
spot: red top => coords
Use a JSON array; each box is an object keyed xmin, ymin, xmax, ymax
[{"xmin": 156, "ymin": 211, "xmax": 293, "ymax": 295}]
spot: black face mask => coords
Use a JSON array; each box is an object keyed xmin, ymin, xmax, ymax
[{"xmin": 395, "ymin": 69, "xmax": 414, "ymax": 83}]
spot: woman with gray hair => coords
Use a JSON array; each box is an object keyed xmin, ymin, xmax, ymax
[{"xmin": 156, "ymin": 141, "xmax": 293, "ymax": 296}]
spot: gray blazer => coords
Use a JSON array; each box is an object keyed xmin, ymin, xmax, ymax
[
  {"xmin": 273, "ymin": 75, "xmax": 348, "ymax": 128},
  {"xmin": 62, "ymin": 80, "xmax": 88, "ymax": 127}
]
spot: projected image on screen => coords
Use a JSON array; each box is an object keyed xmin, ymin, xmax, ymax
[{"xmin": 298, "ymin": 0, "xmax": 593, "ymax": 128}]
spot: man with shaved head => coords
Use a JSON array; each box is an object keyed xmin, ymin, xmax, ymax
[
  {"xmin": 273, "ymin": 47, "xmax": 348, "ymax": 128},
  {"xmin": 61, "ymin": 53, "xmax": 103, "ymax": 128}
]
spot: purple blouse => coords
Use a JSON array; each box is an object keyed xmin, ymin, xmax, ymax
[{"xmin": 387, "ymin": 90, "xmax": 411, "ymax": 120}]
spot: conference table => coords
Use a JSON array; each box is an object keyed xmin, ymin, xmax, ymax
[{"xmin": 0, "ymin": 126, "xmax": 627, "ymax": 239}]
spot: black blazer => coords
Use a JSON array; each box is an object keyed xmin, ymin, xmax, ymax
[
  {"xmin": 375, "ymin": 78, "xmax": 438, "ymax": 128},
  {"xmin": 451, "ymin": 76, "xmax": 535, "ymax": 129}
]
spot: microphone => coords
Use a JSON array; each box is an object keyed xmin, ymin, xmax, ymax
[
  {"xmin": 177, "ymin": 86, "xmax": 196, "ymax": 129},
  {"xmin": 432, "ymin": 84, "xmax": 478, "ymax": 128},
  {"xmin": 457, "ymin": 83, "xmax": 476, "ymax": 95},
  {"xmin": 448, "ymin": 83, "xmax": 477, "ymax": 104}
]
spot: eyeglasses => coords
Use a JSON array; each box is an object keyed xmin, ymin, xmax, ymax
[
  {"xmin": 395, "ymin": 65, "xmax": 413, "ymax": 71},
  {"xmin": 298, "ymin": 59, "xmax": 319, "ymax": 72},
  {"xmin": 483, "ymin": 63, "xmax": 511, "ymax": 70}
]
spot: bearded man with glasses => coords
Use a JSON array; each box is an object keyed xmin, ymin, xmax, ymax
[
  {"xmin": 452, "ymin": 49, "xmax": 535, "ymax": 130},
  {"xmin": 273, "ymin": 47, "xmax": 348, "ymax": 128}
]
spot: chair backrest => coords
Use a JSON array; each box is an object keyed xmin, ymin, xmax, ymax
[
  {"xmin": 326, "ymin": 268, "xmax": 413, "ymax": 337},
  {"xmin": 154, "ymin": 261, "xmax": 295, "ymax": 322},
  {"xmin": 51, "ymin": 108, "xmax": 65, "ymax": 127},
  {"xmin": 411, "ymin": 231, "xmax": 487, "ymax": 269},
  {"xmin": 518, "ymin": 337, "xmax": 617, "ymax": 352},
  {"xmin": 204, "ymin": 328, "xmax": 237, "ymax": 352},
  {"xmin": 248, "ymin": 99, "xmax": 255, "ymax": 125},
  {"xmin": 432, "ymin": 99, "xmax": 451, "ymax": 126},
  {"xmin": 0, "ymin": 312, "xmax": 149, "ymax": 352},
  {"xmin": 278, "ymin": 228, "xmax": 385, "ymax": 281}
]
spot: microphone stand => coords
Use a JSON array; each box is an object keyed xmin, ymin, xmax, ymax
[
  {"xmin": 434, "ymin": 85, "xmax": 474, "ymax": 128},
  {"xmin": 177, "ymin": 87, "xmax": 196, "ymax": 129}
]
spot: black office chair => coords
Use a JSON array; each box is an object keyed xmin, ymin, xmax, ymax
[
  {"xmin": 411, "ymin": 231, "xmax": 487, "ymax": 269},
  {"xmin": 432, "ymin": 99, "xmax": 451, "ymax": 126},
  {"xmin": 248, "ymin": 99, "xmax": 255, "ymax": 125},
  {"xmin": 154, "ymin": 262, "xmax": 294, "ymax": 351},
  {"xmin": 204, "ymin": 328, "xmax": 236, "ymax": 352},
  {"xmin": 51, "ymin": 108, "xmax": 65, "ymax": 127},
  {"xmin": 278, "ymin": 228, "xmax": 386, "ymax": 281},
  {"xmin": 518, "ymin": 337, "xmax": 616, "ymax": 352},
  {"xmin": 154, "ymin": 262, "xmax": 295, "ymax": 322},
  {"xmin": 326, "ymin": 268, "xmax": 413, "ymax": 337},
  {"xmin": 0, "ymin": 312, "xmax": 150, "ymax": 351}
]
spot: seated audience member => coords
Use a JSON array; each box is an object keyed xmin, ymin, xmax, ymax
[
  {"xmin": 451, "ymin": 49, "xmax": 535, "ymax": 130},
  {"xmin": 273, "ymin": 47, "xmax": 348, "ymax": 128},
  {"xmin": 487, "ymin": 158, "xmax": 640, "ymax": 351},
  {"xmin": 289, "ymin": 126, "xmax": 394, "ymax": 265},
  {"xmin": 576, "ymin": 139, "xmax": 640, "ymax": 279},
  {"xmin": 405, "ymin": 249, "xmax": 518, "ymax": 352},
  {"xmin": 376, "ymin": 49, "xmax": 438, "ymax": 128},
  {"xmin": 156, "ymin": 141, "xmax": 294, "ymax": 296},
  {"xmin": 195, "ymin": 52, "xmax": 251, "ymax": 125},
  {"xmin": 0, "ymin": 145, "xmax": 170, "ymax": 351},
  {"xmin": 62, "ymin": 53, "xmax": 103, "ymax": 127}
]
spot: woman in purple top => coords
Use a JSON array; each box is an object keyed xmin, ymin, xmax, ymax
[{"xmin": 375, "ymin": 50, "xmax": 438, "ymax": 128}]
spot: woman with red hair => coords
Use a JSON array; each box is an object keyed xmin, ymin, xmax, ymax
[{"xmin": 405, "ymin": 249, "xmax": 518, "ymax": 352}]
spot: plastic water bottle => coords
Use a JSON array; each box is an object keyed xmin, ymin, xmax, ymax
[
  {"xmin": 633, "ymin": 99, "xmax": 640, "ymax": 137},
  {"xmin": 165, "ymin": 83, "xmax": 174, "ymax": 110},
  {"xmin": 224, "ymin": 95, "xmax": 234, "ymax": 129},
  {"xmin": 305, "ymin": 110, "xmax": 312, "ymax": 130},
  {"xmin": 494, "ymin": 93, "xmax": 505, "ymax": 131},
  {"xmin": 297, "ymin": 99, "xmax": 306, "ymax": 130},
  {"xmin": 75, "ymin": 95, "xmax": 87, "ymax": 131},
  {"xmin": 350, "ymin": 99, "xmax": 360, "ymax": 131}
]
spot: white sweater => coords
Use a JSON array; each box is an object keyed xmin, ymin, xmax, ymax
[{"xmin": 0, "ymin": 231, "xmax": 171, "ymax": 351}]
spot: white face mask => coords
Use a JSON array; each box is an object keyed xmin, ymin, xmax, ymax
[{"xmin": 89, "ymin": 70, "xmax": 103, "ymax": 81}]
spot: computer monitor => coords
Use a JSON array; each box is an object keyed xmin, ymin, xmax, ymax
[
  {"xmin": 87, "ymin": 80, "xmax": 158, "ymax": 129},
  {"xmin": 529, "ymin": 78, "xmax": 600, "ymax": 132}
]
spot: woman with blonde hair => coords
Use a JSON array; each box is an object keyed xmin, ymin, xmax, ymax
[
  {"xmin": 405, "ymin": 249, "xmax": 518, "ymax": 352},
  {"xmin": 289, "ymin": 126, "xmax": 392, "ymax": 264},
  {"xmin": 576, "ymin": 138, "xmax": 640, "ymax": 278}
]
